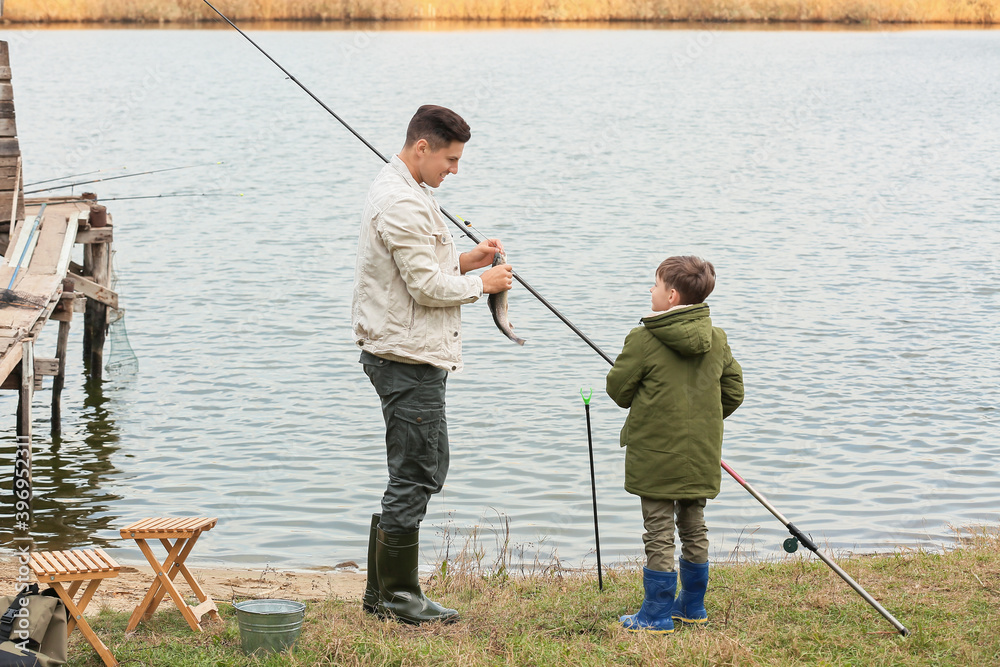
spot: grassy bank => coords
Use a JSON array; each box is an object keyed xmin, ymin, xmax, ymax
[
  {"xmin": 3, "ymin": 0, "xmax": 998, "ymax": 24},
  {"xmin": 62, "ymin": 527, "xmax": 1000, "ymax": 666}
]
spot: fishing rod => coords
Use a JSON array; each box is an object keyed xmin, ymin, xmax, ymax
[
  {"xmin": 5, "ymin": 204, "xmax": 47, "ymax": 292},
  {"xmin": 722, "ymin": 462, "xmax": 908, "ymax": 635},
  {"xmin": 24, "ymin": 167, "xmax": 128, "ymax": 189},
  {"xmin": 28, "ymin": 193, "xmax": 244, "ymax": 205},
  {"xmin": 201, "ymin": 0, "xmax": 612, "ymax": 364},
  {"xmin": 24, "ymin": 162, "xmax": 225, "ymax": 195},
  {"xmin": 204, "ymin": 1, "xmax": 908, "ymax": 636}
]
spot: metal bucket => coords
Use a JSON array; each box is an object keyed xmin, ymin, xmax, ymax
[{"xmin": 234, "ymin": 599, "xmax": 306, "ymax": 655}]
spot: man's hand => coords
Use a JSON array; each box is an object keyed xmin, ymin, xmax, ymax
[
  {"xmin": 481, "ymin": 263, "xmax": 513, "ymax": 294},
  {"xmin": 460, "ymin": 238, "xmax": 505, "ymax": 274}
]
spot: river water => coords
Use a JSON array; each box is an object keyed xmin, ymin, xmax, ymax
[{"xmin": 1, "ymin": 24, "xmax": 997, "ymax": 570}]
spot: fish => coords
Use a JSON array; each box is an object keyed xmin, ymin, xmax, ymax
[{"xmin": 487, "ymin": 250, "xmax": 525, "ymax": 346}]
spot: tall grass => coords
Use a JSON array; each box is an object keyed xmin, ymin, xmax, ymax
[{"xmin": 4, "ymin": 0, "xmax": 998, "ymax": 23}]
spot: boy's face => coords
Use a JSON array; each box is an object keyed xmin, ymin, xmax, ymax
[{"xmin": 650, "ymin": 274, "xmax": 678, "ymax": 311}]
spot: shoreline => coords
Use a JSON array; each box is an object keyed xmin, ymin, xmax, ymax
[
  {"xmin": 0, "ymin": 537, "xmax": 975, "ymax": 617},
  {"xmin": 0, "ymin": 557, "xmax": 366, "ymax": 615}
]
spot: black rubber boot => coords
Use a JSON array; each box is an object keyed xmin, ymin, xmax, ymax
[
  {"xmin": 376, "ymin": 527, "xmax": 459, "ymax": 624},
  {"xmin": 362, "ymin": 513, "xmax": 381, "ymax": 615}
]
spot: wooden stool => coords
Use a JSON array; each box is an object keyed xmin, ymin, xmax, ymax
[
  {"xmin": 119, "ymin": 517, "xmax": 219, "ymax": 633},
  {"xmin": 29, "ymin": 549, "xmax": 121, "ymax": 667}
]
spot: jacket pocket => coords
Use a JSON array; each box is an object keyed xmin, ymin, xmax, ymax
[{"xmin": 387, "ymin": 404, "xmax": 445, "ymax": 481}]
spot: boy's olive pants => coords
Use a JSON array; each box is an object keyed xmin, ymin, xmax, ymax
[
  {"xmin": 640, "ymin": 497, "xmax": 709, "ymax": 572},
  {"xmin": 361, "ymin": 351, "xmax": 449, "ymax": 534}
]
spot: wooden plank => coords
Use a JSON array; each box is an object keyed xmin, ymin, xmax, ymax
[
  {"xmin": 74, "ymin": 550, "xmax": 101, "ymax": 572},
  {"xmin": 94, "ymin": 548, "xmax": 121, "ymax": 570},
  {"xmin": 75, "ymin": 227, "xmax": 113, "ymax": 245},
  {"xmin": 2, "ymin": 211, "xmax": 34, "ymax": 269},
  {"xmin": 34, "ymin": 357, "xmax": 58, "ymax": 376},
  {"xmin": 0, "ymin": 336, "xmax": 22, "ymax": 385},
  {"xmin": 0, "ymin": 189, "xmax": 23, "ymax": 220},
  {"xmin": 0, "ymin": 118, "xmax": 14, "ymax": 138},
  {"xmin": 0, "ymin": 84, "xmax": 12, "ymax": 103},
  {"xmin": 41, "ymin": 551, "xmax": 66, "ymax": 575},
  {"xmin": 55, "ymin": 214, "xmax": 80, "ymax": 277},
  {"xmin": 0, "ymin": 66, "xmax": 11, "ymax": 80},
  {"xmin": 0, "ymin": 102, "xmax": 14, "ymax": 121},
  {"xmin": 65, "ymin": 272, "xmax": 118, "ymax": 309},
  {"xmin": 29, "ymin": 209, "xmax": 74, "ymax": 273},
  {"xmin": 0, "ymin": 136, "xmax": 18, "ymax": 155}
]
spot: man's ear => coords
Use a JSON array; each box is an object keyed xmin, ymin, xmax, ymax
[{"xmin": 414, "ymin": 138, "xmax": 429, "ymax": 155}]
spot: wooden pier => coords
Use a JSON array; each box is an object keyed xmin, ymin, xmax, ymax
[{"xmin": 1, "ymin": 40, "xmax": 120, "ymax": 484}]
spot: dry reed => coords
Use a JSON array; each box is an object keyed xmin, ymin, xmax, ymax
[{"xmin": 4, "ymin": 0, "xmax": 998, "ymax": 24}]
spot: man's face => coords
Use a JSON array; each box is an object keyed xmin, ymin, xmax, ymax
[{"xmin": 417, "ymin": 140, "xmax": 464, "ymax": 188}]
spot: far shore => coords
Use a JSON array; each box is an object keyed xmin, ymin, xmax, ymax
[{"xmin": 3, "ymin": 0, "xmax": 998, "ymax": 26}]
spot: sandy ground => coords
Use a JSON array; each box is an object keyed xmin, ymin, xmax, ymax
[{"xmin": 0, "ymin": 557, "xmax": 365, "ymax": 615}]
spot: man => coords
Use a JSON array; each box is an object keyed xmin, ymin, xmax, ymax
[{"xmin": 352, "ymin": 105, "xmax": 512, "ymax": 624}]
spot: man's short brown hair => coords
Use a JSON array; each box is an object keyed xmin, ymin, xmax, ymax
[
  {"xmin": 404, "ymin": 105, "xmax": 471, "ymax": 150},
  {"xmin": 657, "ymin": 256, "xmax": 716, "ymax": 305}
]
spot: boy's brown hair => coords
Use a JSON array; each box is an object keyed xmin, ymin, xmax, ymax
[
  {"xmin": 657, "ymin": 256, "xmax": 716, "ymax": 305},
  {"xmin": 404, "ymin": 105, "xmax": 471, "ymax": 150}
]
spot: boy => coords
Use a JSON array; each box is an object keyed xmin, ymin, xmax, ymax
[{"xmin": 606, "ymin": 256, "xmax": 744, "ymax": 634}]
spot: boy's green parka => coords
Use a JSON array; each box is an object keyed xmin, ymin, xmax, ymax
[{"xmin": 606, "ymin": 303, "xmax": 744, "ymax": 500}]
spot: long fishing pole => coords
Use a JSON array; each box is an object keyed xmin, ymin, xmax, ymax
[
  {"xmin": 201, "ymin": 0, "xmax": 612, "ymax": 364},
  {"xmin": 24, "ymin": 162, "xmax": 224, "ymax": 195},
  {"xmin": 722, "ymin": 461, "xmax": 908, "ymax": 635},
  {"xmin": 27, "ymin": 193, "xmax": 243, "ymax": 207},
  {"xmin": 204, "ymin": 0, "xmax": 908, "ymax": 636},
  {"xmin": 6, "ymin": 204, "xmax": 47, "ymax": 290},
  {"xmin": 24, "ymin": 167, "xmax": 128, "ymax": 189}
]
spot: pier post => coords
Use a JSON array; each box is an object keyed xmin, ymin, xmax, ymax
[
  {"xmin": 51, "ymin": 320, "xmax": 70, "ymax": 431},
  {"xmin": 16, "ymin": 340, "xmax": 34, "ymax": 493},
  {"xmin": 84, "ymin": 204, "xmax": 110, "ymax": 380}
]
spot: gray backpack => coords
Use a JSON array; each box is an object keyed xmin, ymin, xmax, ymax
[{"xmin": 0, "ymin": 584, "xmax": 68, "ymax": 667}]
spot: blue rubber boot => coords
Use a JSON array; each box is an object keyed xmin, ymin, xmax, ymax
[
  {"xmin": 671, "ymin": 558, "xmax": 709, "ymax": 625},
  {"xmin": 619, "ymin": 567, "xmax": 676, "ymax": 634}
]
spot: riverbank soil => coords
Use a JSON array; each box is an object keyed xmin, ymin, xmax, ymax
[
  {"xmin": 2, "ymin": 528, "xmax": 998, "ymax": 665},
  {"xmin": 0, "ymin": 559, "xmax": 365, "ymax": 613}
]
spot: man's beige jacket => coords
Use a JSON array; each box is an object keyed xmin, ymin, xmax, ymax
[{"xmin": 352, "ymin": 155, "xmax": 483, "ymax": 371}]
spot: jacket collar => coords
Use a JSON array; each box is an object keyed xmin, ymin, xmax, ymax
[{"xmin": 390, "ymin": 154, "xmax": 433, "ymax": 198}]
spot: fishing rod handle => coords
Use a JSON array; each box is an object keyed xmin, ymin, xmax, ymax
[{"xmin": 813, "ymin": 548, "xmax": 910, "ymax": 636}]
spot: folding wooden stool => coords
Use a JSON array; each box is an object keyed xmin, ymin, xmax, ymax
[
  {"xmin": 119, "ymin": 517, "xmax": 219, "ymax": 633},
  {"xmin": 30, "ymin": 549, "xmax": 121, "ymax": 667}
]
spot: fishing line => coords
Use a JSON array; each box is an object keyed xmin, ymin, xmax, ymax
[
  {"xmin": 25, "ymin": 161, "xmax": 225, "ymax": 195},
  {"xmin": 203, "ymin": 0, "xmax": 908, "ymax": 636}
]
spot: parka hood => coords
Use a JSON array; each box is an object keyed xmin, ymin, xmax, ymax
[{"xmin": 640, "ymin": 304, "xmax": 713, "ymax": 357}]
